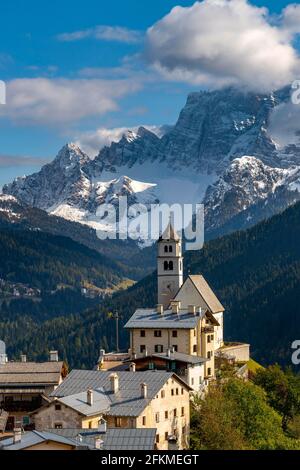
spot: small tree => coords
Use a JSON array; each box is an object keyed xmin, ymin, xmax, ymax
[{"xmin": 254, "ymin": 365, "xmax": 300, "ymax": 431}]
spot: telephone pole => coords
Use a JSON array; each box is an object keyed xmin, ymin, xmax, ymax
[{"xmin": 114, "ymin": 310, "xmax": 119, "ymax": 353}]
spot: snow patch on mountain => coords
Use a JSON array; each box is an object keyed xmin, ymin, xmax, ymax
[{"xmin": 203, "ymin": 156, "xmax": 300, "ymax": 231}]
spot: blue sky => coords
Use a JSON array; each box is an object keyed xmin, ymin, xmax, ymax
[{"xmin": 0, "ymin": 0, "xmax": 299, "ymax": 187}]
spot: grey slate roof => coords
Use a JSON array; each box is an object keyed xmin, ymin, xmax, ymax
[
  {"xmin": 0, "ymin": 361, "xmax": 63, "ymax": 386},
  {"xmin": 0, "ymin": 430, "xmax": 85, "ymax": 450},
  {"xmin": 51, "ymin": 370, "xmax": 187, "ymax": 417},
  {"xmin": 124, "ymin": 308, "xmax": 200, "ymax": 330},
  {"xmin": 57, "ymin": 388, "xmax": 111, "ymax": 417},
  {"xmin": 188, "ymin": 275, "xmax": 225, "ymax": 313},
  {"xmin": 48, "ymin": 428, "xmax": 156, "ymax": 450},
  {"xmin": 151, "ymin": 351, "xmax": 207, "ymax": 365}
]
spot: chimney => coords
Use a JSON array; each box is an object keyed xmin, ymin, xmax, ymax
[
  {"xmin": 98, "ymin": 418, "xmax": 107, "ymax": 434},
  {"xmin": 20, "ymin": 354, "xmax": 27, "ymax": 363},
  {"xmin": 171, "ymin": 301, "xmax": 180, "ymax": 315},
  {"xmin": 99, "ymin": 349, "xmax": 105, "ymax": 360},
  {"xmin": 94, "ymin": 437, "xmax": 102, "ymax": 450},
  {"xmin": 141, "ymin": 383, "xmax": 148, "ymax": 399},
  {"xmin": 49, "ymin": 350, "xmax": 58, "ymax": 362},
  {"xmin": 13, "ymin": 428, "xmax": 22, "ymax": 444},
  {"xmin": 157, "ymin": 304, "xmax": 164, "ymax": 315},
  {"xmin": 110, "ymin": 373, "xmax": 119, "ymax": 394},
  {"xmin": 130, "ymin": 363, "xmax": 136, "ymax": 372},
  {"xmin": 188, "ymin": 305, "xmax": 196, "ymax": 316},
  {"xmin": 87, "ymin": 389, "xmax": 93, "ymax": 406}
]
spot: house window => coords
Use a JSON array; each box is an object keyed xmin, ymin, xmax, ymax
[
  {"xmin": 207, "ymin": 368, "xmax": 212, "ymax": 376},
  {"xmin": 140, "ymin": 330, "xmax": 146, "ymax": 338},
  {"xmin": 156, "ymin": 435, "xmax": 160, "ymax": 444},
  {"xmin": 176, "ymin": 388, "xmax": 179, "ymax": 395},
  {"xmin": 169, "ymin": 245, "xmax": 173, "ymax": 253},
  {"xmin": 165, "ymin": 411, "xmax": 168, "ymax": 419},
  {"xmin": 207, "ymin": 351, "xmax": 211, "ymax": 359},
  {"xmin": 193, "ymin": 345, "xmax": 197, "ymax": 353},
  {"xmin": 181, "ymin": 388, "xmax": 184, "ymax": 395},
  {"xmin": 142, "ymin": 416, "xmax": 146, "ymax": 426},
  {"xmin": 165, "ymin": 432, "xmax": 169, "ymax": 441},
  {"xmin": 130, "ymin": 418, "xmax": 135, "ymax": 427},
  {"xmin": 89, "ymin": 421, "xmax": 93, "ymax": 429},
  {"xmin": 211, "ymin": 335, "xmax": 214, "ymax": 341},
  {"xmin": 171, "ymin": 389, "xmax": 174, "ymax": 396},
  {"xmin": 172, "ymin": 345, "xmax": 178, "ymax": 352},
  {"xmin": 154, "ymin": 330, "xmax": 162, "ymax": 337},
  {"xmin": 172, "ymin": 330, "xmax": 178, "ymax": 338},
  {"xmin": 164, "ymin": 261, "xmax": 169, "ymax": 271},
  {"xmin": 207, "ymin": 336, "xmax": 211, "ymax": 343},
  {"xmin": 54, "ymin": 423, "xmax": 63, "ymax": 429},
  {"xmin": 174, "ymin": 409, "xmax": 177, "ymax": 418},
  {"xmin": 181, "ymin": 407, "xmax": 185, "ymax": 417},
  {"xmin": 191, "ymin": 378, "xmax": 194, "ymax": 386},
  {"xmin": 140, "ymin": 345, "xmax": 146, "ymax": 353},
  {"xmin": 168, "ymin": 261, "xmax": 174, "ymax": 271},
  {"xmin": 155, "ymin": 345, "xmax": 163, "ymax": 353},
  {"xmin": 55, "ymin": 404, "xmax": 61, "ymax": 411},
  {"xmin": 164, "ymin": 245, "xmax": 168, "ymax": 253},
  {"xmin": 155, "ymin": 412, "xmax": 160, "ymax": 423},
  {"xmin": 161, "ymin": 390, "xmax": 165, "ymax": 398},
  {"xmin": 115, "ymin": 417, "xmax": 122, "ymax": 428}
]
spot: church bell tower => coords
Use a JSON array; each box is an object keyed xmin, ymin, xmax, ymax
[{"xmin": 157, "ymin": 223, "xmax": 183, "ymax": 309}]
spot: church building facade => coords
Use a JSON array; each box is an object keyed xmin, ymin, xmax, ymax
[{"xmin": 125, "ymin": 224, "xmax": 225, "ymax": 383}]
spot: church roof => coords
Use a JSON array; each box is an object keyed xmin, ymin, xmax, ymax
[
  {"xmin": 159, "ymin": 222, "xmax": 180, "ymax": 241},
  {"xmin": 181, "ymin": 275, "xmax": 225, "ymax": 314},
  {"xmin": 124, "ymin": 308, "xmax": 201, "ymax": 329}
]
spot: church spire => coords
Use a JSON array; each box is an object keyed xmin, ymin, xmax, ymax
[{"xmin": 157, "ymin": 222, "xmax": 183, "ymax": 309}]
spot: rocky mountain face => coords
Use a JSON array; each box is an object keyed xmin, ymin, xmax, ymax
[
  {"xmin": 204, "ymin": 156, "xmax": 300, "ymax": 235},
  {"xmin": 3, "ymin": 86, "xmax": 300, "ymax": 241}
]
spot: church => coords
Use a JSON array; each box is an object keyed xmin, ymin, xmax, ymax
[{"xmin": 125, "ymin": 223, "xmax": 231, "ymax": 387}]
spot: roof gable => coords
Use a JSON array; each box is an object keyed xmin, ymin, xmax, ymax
[{"xmin": 175, "ymin": 275, "xmax": 224, "ymax": 314}]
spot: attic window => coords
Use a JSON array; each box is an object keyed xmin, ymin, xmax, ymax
[{"xmin": 55, "ymin": 404, "xmax": 61, "ymax": 411}]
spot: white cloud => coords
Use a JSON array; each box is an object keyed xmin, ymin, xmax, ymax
[
  {"xmin": 0, "ymin": 78, "xmax": 141, "ymax": 126},
  {"xmin": 75, "ymin": 125, "xmax": 165, "ymax": 156},
  {"xmin": 268, "ymin": 100, "xmax": 300, "ymax": 148},
  {"xmin": 281, "ymin": 4, "xmax": 300, "ymax": 37},
  {"xmin": 57, "ymin": 25, "xmax": 142, "ymax": 44},
  {"xmin": 145, "ymin": 0, "xmax": 300, "ymax": 92}
]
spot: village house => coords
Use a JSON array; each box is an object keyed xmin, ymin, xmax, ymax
[
  {"xmin": 128, "ymin": 350, "xmax": 208, "ymax": 393},
  {"xmin": 0, "ymin": 428, "xmax": 90, "ymax": 450},
  {"xmin": 0, "ymin": 346, "xmax": 67, "ymax": 431},
  {"xmin": 34, "ymin": 369, "xmax": 191, "ymax": 450},
  {"xmin": 32, "ymin": 388, "xmax": 110, "ymax": 430}
]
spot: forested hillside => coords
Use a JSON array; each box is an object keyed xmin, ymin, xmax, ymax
[{"xmin": 1, "ymin": 201, "xmax": 300, "ymax": 368}]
